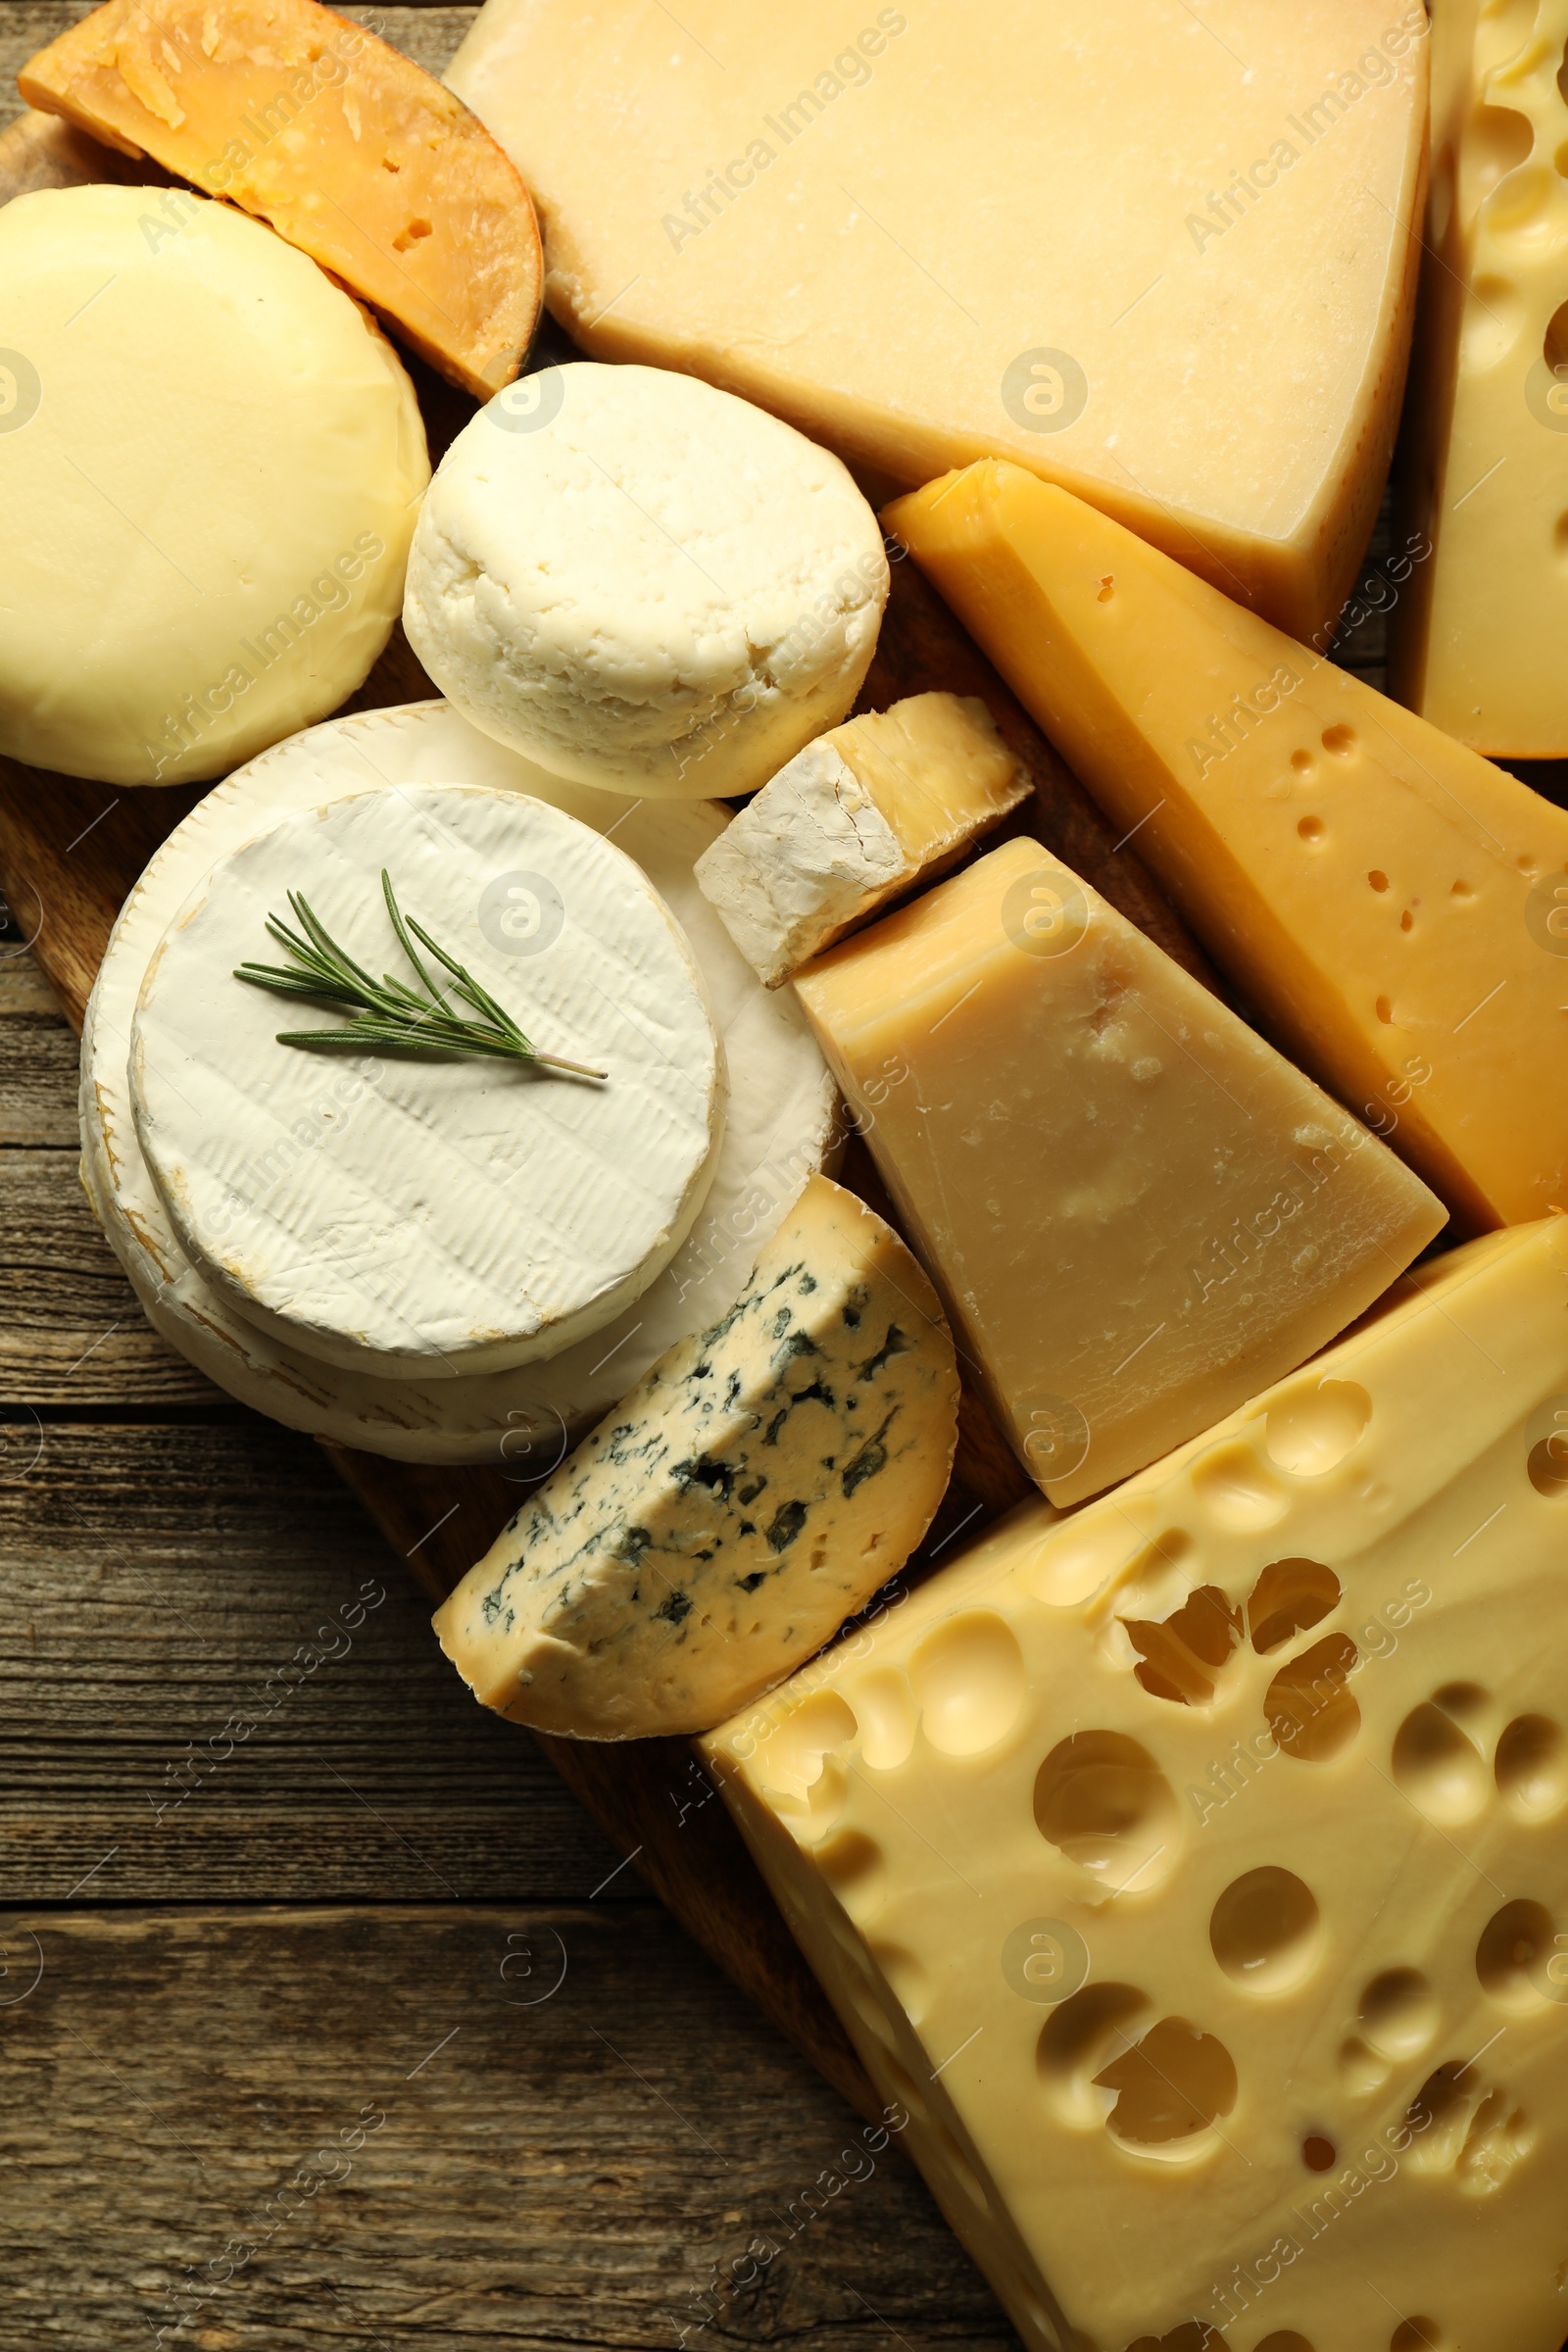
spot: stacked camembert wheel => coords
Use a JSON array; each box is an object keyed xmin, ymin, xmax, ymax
[{"xmin": 21, "ymin": 0, "xmax": 1568, "ymax": 2342}]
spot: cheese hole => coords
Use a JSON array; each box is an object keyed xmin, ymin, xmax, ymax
[
  {"xmin": 1290, "ymin": 749, "xmax": 1313, "ymax": 773},
  {"xmin": 1368, "ymin": 868, "xmax": 1390, "ymax": 891},
  {"xmin": 1098, "ymin": 575, "xmax": 1115, "ymax": 602},
  {"xmin": 1209, "ymin": 1866, "xmax": 1320, "ymax": 1993},
  {"xmin": 1488, "ymin": 162, "xmax": 1555, "ymax": 241},
  {"xmin": 1095, "ymin": 2016, "xmax": 1238, "ymax": 2156},
  {"xmin": 762, "ymin": 1691, "xmax": 857, "ymax": 1820},
  {"xmin": 1125, "ymin": 1583, "xmax": 1242, "ymax": 1706},
  {"xmin": 1358, "ymin": 1968, "xmax": 1440, "ymax": 2060},
  {"xmin": 1298, "ymin": 815, "xmax": 1325, "ymax": 843},
  {"xmin": 1400, "ymin": 909, "xmax": 1413, "ymax": 931},
  {"xmin": 878, "ymin": 2052, "xmax": 929, "ymax": 2126},
  {"xmin": 1321, "ymin": 724, "xmax": 1356, "ymax": 757},
  {"xmin": 1038, "ymin": 1982, "xmax": 1152, "ymax": 2128},
  {"xmin": 847, "ymin": 1668, "xmax": 918, "ymax": 1771},
  {"xmin": 1477, "ymin": 1898, "xmax": 1562, "ymax": 2010},
  {"xmin": 1392, "ymin": 1700, "xmax": 1490, "ymax": 1823},
  {"xmin": 1528, "ymin": 1435, "xmax": 1568, "ymax": 1495},
  {"xmin": 1338, "ymin": 2035, "xmax": 1392, "ymax": 2095},
  {"xmin": 1264, "ymin": 1634, "xmax": 1360, "ymax": 1762},
  {"xmin": 868, "ymin": 1939, "xmax": 929, "ymax": 2027},
  {"xmin": 1248, "ymin": 1558, "xmax": 1340, "ymax": 1653},
  {"xmin": 814, "ymin": 1830, "xmax": 886, "ymax": 1922},
  {"xmin": 909, "ymin": 1613, "xmax": 1025, "ymax": 1756},
  {"xmin": 1034, "ymin": 1730, "xmax": 1179, "ymax": 1887},
  {"xmin": 1190, "ymin": 1443, "xmax": 1289, "ymax": 1529},
  {"xmin": 1461, "ymin": 271, "xmax": 1525, "ymax": 368},
  {"xmin": 1375, "ymin": 995, "xmax": 1394, "ymax": 1023},
  {"xmin": 1125, "ymin": 2324, "xmax": 1223, "ymax": 2352},
  {"xmin": 1028, "ymin": 1519, "xmax": 1137, "ymax": 1606},
  {"xmin": 841, "ymin": 1972, "xmax": 899, "ymax": 2050},
  {"xmin": 1263, "ymin": 1379, "xmax": 1371, "ymax": 1476},
  {"xmin": 392, "ymin": 216, "xmax": 434, "ymax": 251},
  {"xmin": 1451, "ymin": 877, "xmax": 1474, "ymax": 897},
  {"xmin": 1495, "ymin": 1714, "xmax": 1568, "ymax": 1819},
  {"xmin": 1300, "ymin": 2132, "xmax": 1336, "ymax": 2172},
  {"xmin": 1253, "ymin": 2337, "xmax": 1315, "ymax": 2352},
  {"xmin": 1546, "ymin": 301, "xmax": 1568, "ymax": 375},
  {"xmin": 1390, "ymin": 2325, "xmax": 1445, "ymax": 2352}
]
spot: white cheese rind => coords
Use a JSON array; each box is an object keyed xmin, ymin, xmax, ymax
[
  {"xmin": 79, "ymin": 700, "xmax": 839, "ymax": 1461},
  {"xmin": 402, "ymin": 362, "xmax": 889, "ymax": 800},
  {"xmin": 695, "ymin": 691, "xmax": 1031, "ymax": 985},
  {"xmin": 129, "ymin": 786, "xmax": 723, "ymax": 1377},
  {"xmin": 0, "ymin": 184, "xmax": 428, "ymax": 786},
  {"xmin": 434, "ymin": 1173, "xmax": 960, "ymax": 1739}
]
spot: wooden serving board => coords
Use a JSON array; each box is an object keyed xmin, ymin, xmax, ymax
[{"xmin": 0, "ymin": 105, "xmax": 1214, "ymax": 2126}]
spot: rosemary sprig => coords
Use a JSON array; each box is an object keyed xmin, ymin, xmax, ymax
[{"xmin": 233, "ymin": 869, "xmax": 607, "ymax": 1079}]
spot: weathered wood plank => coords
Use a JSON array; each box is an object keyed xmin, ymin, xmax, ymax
[
  {"xmin": 0, "ymin": 1903, "xmax": 1012, "ymax": 2349},
  {"xmin": 0, "ymin": 1417, "xmax": 631, "ymax": 1900},
  {"xmin": 0, "ymin": 1148, "xmax": 220, "ymax": 1404}
]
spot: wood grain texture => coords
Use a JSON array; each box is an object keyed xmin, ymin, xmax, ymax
[{"xmin": 0, "ymin": 1904, "xmax": 1012, "ymax": 2350}]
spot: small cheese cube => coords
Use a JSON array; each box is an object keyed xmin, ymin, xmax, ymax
[
  {"xmin": 1389, "ymin": 0, "xmax": 1568, "ymax": 754},
  {"xmin": 887, "ymin": 460, "xmax": 1568, "ymax": 1231},
  {"xmin": 20, "ymin": 0, "xmax": 543, "ymax": 399},
  {"xmin": 433, "ymin": 1175, "xmax": 959, "ymax": 1739},
  {"xmin": 694, "ymin": 692, "xmax": 1030, "ymax": 987},
  {"xmin": 705, "ymin": 1216, "xmax": 1568, "ymax": 2352},
  {"xmin": 794, "ymin": 835, "xmax": 1445, "ymax": 1503}
]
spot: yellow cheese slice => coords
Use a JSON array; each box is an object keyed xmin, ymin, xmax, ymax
[
  {"xmin": 20, "ymin": 0, "xmax": 543, "ymax": 398},
  {"xmin": 705, "ymin": 1214, "xmax": 1568, "ymax": 2352},
  {"xmin": 794, "ymin": 833, "xmax": 1445, "ymax": 1503},
  {"xmin": 1388, "ymin": 0, "xmax": 1568, "ymax": 755},
  {"xmin": 444, "ymin": 0, "xmax": 1428, "ymax": 641},
  {"xmin": 886, "ymin": 459, "xmax": 1568, "ymax": 1234}
]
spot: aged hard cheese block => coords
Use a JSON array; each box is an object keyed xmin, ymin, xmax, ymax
[
  {"xmin": 129, "ymin": 785, "xmax": 723, "ymax": 1378},
  {"xmin": 694, "ymin": 691, "xmax": 1029, "ymax": 986},
  {"xmin": 795, "ymin": 834, "xmax": 1444, "ymax": 1504},
  {"xmin": 80, "ymin": 701, "xmax": 837, "ymax": 1459},
  {"xmin": 19, "ymin": 0, "xmax": 543, "ymax": 398},
  {"xmin": 433, "ymin": 1174, "xmax": 958, "ymax": 1739},
  {"xmin": 0, "ymin": 184, "xmax": 426, "ymax": 787},
  {"xmin": 447, "ymin": 0, "xmax": 1426, "ymax": 640},
  {"xmin": 705, "ymin": 1215, "xmax": 1568, "ymax": 2352},
  {"xmin": 1388, "ymin": 0, "xmax": 1568, "ymax": 753},
  {"xmin": 888, "ymin": 460, "xmax": 1568, "ymax": 1233}
]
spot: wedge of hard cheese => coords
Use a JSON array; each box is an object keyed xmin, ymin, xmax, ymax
[
  {"xmin": 1388, "ymin": 0, "xmax": 1568, "ymax": 753},
  {"xmin": 695, "ymin": 692, "xmax": 1029, "ymax": 986},
  {"xmin": 706, "ymin": 1214, "xmax": 1568, "ymax": 2352},
  {"xmin": 433, "ymin": 1174, "xmax": 959, "ymax": 1739},
  {"xmin": 887, "ymin": 459, "xmax": 1568, "ymax": 1233},
  {"xmin": 446, "ymin": 0, "xmax": 1426, "ymax": 639},
  {"xmin": 795, "ymin": 834, "xmax": 1445, "ymax": 1503},
  {"xmin": 20, "ymin": 0, "xmax": 543, "ymax": 398}
]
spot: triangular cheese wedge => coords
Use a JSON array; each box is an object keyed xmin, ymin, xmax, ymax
[
  {"xmin": 885, "ymin": 459, "xmax": 1568, "ymax": 1233},
  {"xmin": 446, "ymin": 0, "xmax": 1427, "ymax": 640},
  {"xmin": 706, "ymin": 1215, "xmax": 1568, "ymax": 2352}
]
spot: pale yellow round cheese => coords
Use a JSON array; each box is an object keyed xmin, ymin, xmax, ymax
[{"xmin": 0, "ymin": 184, "xmax": 429, "ymax": 786}]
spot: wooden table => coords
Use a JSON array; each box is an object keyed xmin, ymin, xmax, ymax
[{"xmin": 0, "ymin": 6, "xmax": 1022, "ymax": 2343}]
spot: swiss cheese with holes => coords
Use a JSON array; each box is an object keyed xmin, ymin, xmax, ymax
[{"xmin": 706, "ymin": 1216, "xmax": 1568, "ymax": 2352}]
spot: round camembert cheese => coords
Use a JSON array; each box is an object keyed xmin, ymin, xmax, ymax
[
  {"xmin": 129, "ymin": 786, "xmax": 725, "ymax": 1378},
  {"xmin": 0, "ymin": 184, "xmax": 428, "ymax": 786},
  {"xmin": 80, "ymin": 701, "xmax": 839, "ymax": 1459},
  {"xmin": 403, "ymin": 362, "xmax": 889, "ymax": 800}
]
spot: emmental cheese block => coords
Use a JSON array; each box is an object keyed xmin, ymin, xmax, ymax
[
  {"xmin": 1388, "ymin": 0, "xmax": 1568, "ymax": 754},
  {"xmin": 705, "ymin": 1215, "xmax": 1568, "ymax": 2352},
  {"xmin": 19, "ymin": 0, "xmax": 544, "ymax": 399},
  {"xmin": 887, "ymin": 461, "xmax": 1568, "ymax": 1233},
  {"xmin": 433, "ymin": 1175, "xmax": 958, "ymax": 1739},
  {"xmin": 445, "ymin": 0, "xmax": 1428, "ymax": 641},
  {"xmin": 794, "ymin": 834, "xmax": 1445, "ymax": 1505},
  {"xmin": 694, "ymin": 692, "xmax": 1030, "ymax": 986}
]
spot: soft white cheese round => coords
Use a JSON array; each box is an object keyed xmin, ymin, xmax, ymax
[
  {"xmin": 129, "ymin": 786, "xmax": 724, "ymax": 1377},
  {"xmin": 81, "ymin": 701, "xmax": 839, "ymax": 1458},
  {"xmin": 0, "ymin": 184, "xmax": 428, "ymax": 786},
  {"xmin": 402, "ymin": 362, "xmax": 888, "ymax": 800}
]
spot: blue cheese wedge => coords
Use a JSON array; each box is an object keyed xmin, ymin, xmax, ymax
[{"xmin": 433, "ymin": 1173, "xmax": 959, "ymax": 1739}]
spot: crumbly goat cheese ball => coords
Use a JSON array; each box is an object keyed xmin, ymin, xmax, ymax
[{"xmin": 403, "ymin": 362, "xmax": 889, "ymax": 799}]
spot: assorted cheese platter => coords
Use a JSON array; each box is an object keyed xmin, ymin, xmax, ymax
[{"xmin": 6, "ymin": 0, "xmax": 1568, "ymax": 2345}]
